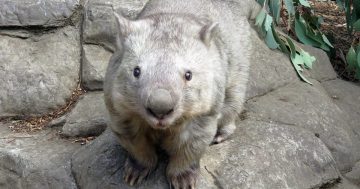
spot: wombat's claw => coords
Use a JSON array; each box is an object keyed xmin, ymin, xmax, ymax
[
  {"xmin": 212, "ymin": 132, "xmax": 229, "ymax": 144},
  {"xmin": 123, "ymin": 157, "xmax": 152, "ymax": 186},
  {"xmin": 168, "ymin": 167, "xmax": 199, "ymax": 189}
]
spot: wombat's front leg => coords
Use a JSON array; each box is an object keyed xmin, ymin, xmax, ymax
[
  {"xmin": 164, "ymin": 117, "xmax": 217, "ymax": 189},
  {"xmin": 113, "ymin": 130, "xmax": 158, "ymax": 186},
  {"xmin": 213, "ymin": 79, "xmax": 246, "ymax": 144}
]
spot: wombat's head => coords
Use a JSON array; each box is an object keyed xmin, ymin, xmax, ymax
[{"xmin": 111, "ymin": 13, "xmax": 223, "ymax": 130}]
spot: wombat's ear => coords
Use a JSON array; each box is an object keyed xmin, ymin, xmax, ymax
[
  {"xmin": 114, "ymin": 12, "xmax": 147, "ymax": 37},
  {"xmin": 114, "ymin": 12, "xmax": 133, "ymax": 37},
  {"xmin": 199, "ymin": 22, "xmax": 219, "ymax": 47}
]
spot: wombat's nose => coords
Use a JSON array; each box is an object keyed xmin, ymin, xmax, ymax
[{"xmin": 146, "ymin": 89, "xmax": 175, "ymax": 120}]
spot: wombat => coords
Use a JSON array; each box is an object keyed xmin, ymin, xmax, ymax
[{"xmin": 104, "ymin": 0, "xmax": 251, "ymax": 188}]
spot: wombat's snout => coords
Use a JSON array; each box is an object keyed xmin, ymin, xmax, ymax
[{"xmin": 146, "ymin": 88, "xmax": 175, "ymax": 120}]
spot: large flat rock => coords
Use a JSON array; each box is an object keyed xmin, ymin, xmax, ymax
[
  {"xmin": 0, "ymin": 0, "xmax": 80, "ymax": 27},
  {"xmin": 321, "ymin": 79, "xmax": 360, "ymax": 137},
  {"xmin": 82, "ymin": 45, "xmax": 112, "ymax": 90},
  {"xmin": 0, "ymin": 123, "xmax": 81, "ymax": 189},
  {"xmin": 83, "ymin": 0, "xmax": 149, "ymax": 51},
  {"xmin": 62, "ymin": 92, "xmax": 107, "ymax": 137},
  {"xmin": 245, "ymin": 80, "xmax": 360, "ymax": 172},
  {"xmin": 71, "ymin": 119, "xmax": 342, "ymax": 189},
  {"xmin": 0, "ymin": 26, "xmax": 81, "ymax": 117},
  {"xmin": 246, "ymin": 28, "xmax": 298, "ymax": 99}
]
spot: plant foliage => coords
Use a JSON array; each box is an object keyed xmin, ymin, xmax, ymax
[
  {"xmin": 255, "ymin": 0, "xmax": 333, "ymax": 84},
  {"xmin": 336, "ymin": 0, "xmax": 360, "ymax": 79}
]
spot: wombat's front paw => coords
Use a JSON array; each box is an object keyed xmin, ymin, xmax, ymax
[
  {"xmin": 167, "ymin": 165, "xmax": 199, "ymax": 189},
  {"xmin": 123, "ymin": 156, "xmax": 154, "ymax": 186},
  {"xmin": 212, "ymin": 123, "xmax": 236, "ymax": 144},
  {"xmin": 212, "ymin": 131, "xmax": 230, "ymax": 144}
]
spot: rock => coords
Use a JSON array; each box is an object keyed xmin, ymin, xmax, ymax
[
  {"xmin": 71, "ymin": 119, "xmax": 342, "ymax": 189},
  {"xmin": 82, "ymin": 45, "xmax": 112, "ymax": 90},
  {"xmin": 71, "ymin": 129, "xmax": 169, "ymax": 189},
  {"xmin": 301, "ymin": 44, "xmax": 338, "ymax": 82},
  {"xmin": 321, "ymin": 79, "xmax": 360, "ymax": 137},
  {"xmin": 246, "ymin": 31, "xmax": 338, "ymax": 100},
  {"xmin": 0, "ymin": 0, "xmax": 80, "ymax": 27},
  {"xmin": 83, "ymin": 0, "xmax": 148, "ymax": 51},
  {"xmin": 246, "ymin": 28, "xmax": 299, "ymax": 99},
  {"xmin": 346, "ymin": 161, "xmax": 360, "ymax": 185},
  {"xmin": 0, "ymin": 123, "xmax": 81, "ymax": 189},
  {"xmin": 245, "ymin": 80, "xmax": 360, "ymax": 172},
  {"xmin": 0, "ymin": 26, "xmax": 80, "ymax": 118},
  {"xmin": 62, "ymin": 92, "xmax": 107, "ymax": 137},
  {"xmin": 203, "ymin": 119, "xmax": 340, "ymax": 189},
  {"xmin": 327, "ymin": 177, "xmax": 360, "ymax": 189}
]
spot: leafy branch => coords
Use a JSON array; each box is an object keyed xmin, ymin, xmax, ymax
[
  {"xmin": 337, "ymin": 0, "xmax": 360, "ymax": 79},
  {"xmin": 255, "ymin": 0, "xmax": 333, "ymax": 84}
]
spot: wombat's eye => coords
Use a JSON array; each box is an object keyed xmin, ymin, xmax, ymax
[
  {"xmin": 185, "ymin": 71, "xmax": 192, "ymax": 81},
  {"xmin": 133, "ymin": 67, "xmax": 141, "ymax": 78}
]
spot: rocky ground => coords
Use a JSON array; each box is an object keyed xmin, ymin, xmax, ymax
[{"xmin": 0, "ymin": 0, "xmax": 360, "ymax": 188}]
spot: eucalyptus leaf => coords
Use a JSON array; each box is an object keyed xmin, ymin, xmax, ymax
[
  {"xmin": 357, "ymin": 49, "xmax": 360, "ymax": 68},
  {"xmin": 295, "ymin": 17, "xmax": 321, "ymax": 47},
  {"xmin": 300, "ymin": 50, "xmax": 316, "ymax": 69},
  {"xmin": 285, "ymin": 36, "xmax": 296, "ymax": 58},
  {"xmin": 346, "ymin": 46, "xmax": 357, "ymax": 69},
  {"xmin": 265, "ymin": 26, "xmax": 280, "ymax": 49},
  {"xmin": 299, "ymin": 0, "xmax": 310, "ymax": 7},
  {"xmin": 256, "ymin": 9, "xmax": 266, "ymax": 27},
  {"xmin": 264, "ymin": 14, "xmax": 273, "ymax": 31},
  {"xmin": 284, "ymin": 0, "xmax": 295, "ymax": 15},
  {"xmin": 291, "ymin": 54, "xmax": 313, "ymax": 85},
  {"xmin": 353, "ymin": 19, "xmax": 360, "ymax": 31},
  {"xmin": 322, "ymin": 34, "xmax": 334, "ymax": 48},
  {"xmin": 336, "ymin": 0, "xmax": 344, "ymax": 10},
  {"xmin": 269, "ymin": 0, "xmax": 281, "ymax": 23}
]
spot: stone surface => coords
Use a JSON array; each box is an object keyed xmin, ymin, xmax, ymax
[
  {"xmin": 0, "ymin": 0, "xmax": 359, "ymax": 188},
  {"xmin": 246, "ymin": 28, "xmax": 299, "ymax": 99},
  {"xmin": 301, "ymin": 44, "xmax": 338, "ymax": 82},
  {"xmin": 0, "ymin": 0, "xmax": 80, "ymax": 27},
  {"xmin": 245, "ymin": 80, "xmax": 360, "ymax": 172},
  {"xmin": 71, "ymin": 120, "xmax": 343, "ymax": 189},
  {"xmin": 346, "ymin": 161, "xmax": 360, "ymax": 186},
  {"xmin": 82, "ymin": 45, "xmax": 112, "ymax": 90},
  {"xmin": 0, "ymin": 26, "xmax": 80, "ymax": 117},
  {"xmin": 83, "ymin": 0, "xmax": 148, "ymax": 51},
  {"xmin": 0, "ymin": 123, "xmax": 81, "ymax": 189},
  {"xmin": 321, "ymin": 79, "xmax": 360, "ymax": 136},
  {"xmin": 62, "ymin": 92, "xmax": 107, "ymax": 137}
]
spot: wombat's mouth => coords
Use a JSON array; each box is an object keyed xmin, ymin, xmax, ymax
[{"xmin": 143, "ymin": 108, "xmax": 180, "ymax": 130}]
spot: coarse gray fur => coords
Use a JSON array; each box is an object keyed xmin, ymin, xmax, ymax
[{"xmin": 104, "ymin": 0, "xmax": 252, "ymax": 188}]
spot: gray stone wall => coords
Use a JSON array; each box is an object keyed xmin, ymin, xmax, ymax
[{"xmin": 0, "ymin": 0, "xmax": 360, "ymax": 188}]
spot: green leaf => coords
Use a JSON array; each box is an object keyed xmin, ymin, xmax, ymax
[
  {"xmin": 291, "ymin": 54, "xmax": 313, "ymax": 85},
  {"xmin": 357, "ymin": 49, "xmax": 360, "ymax": 68},
  {"xmin": 295, "ymin": 17, "xmax": 321, "ymax": 47},
  {"xmin": 355, "ymin": 70, "xmax": 360, "ymax": 80},
  {"xmin": 273, "ymin": 29, "xmax": 289, "ymax": 53},
  {"xmin": 255, "ymin": 9, "xmax": 266, "ymax": 27},
  {"xmin": 265, "ymin": 26, "xmax": 279, "ymax": 49},
  {"xmin": 300, "ymin": 50, "xmax": 316, "ymax": 69},
  {"xmin": 322, "ymin": 34, "xmax": 334, "ymax": 48},
  {"xmin": 353, "ymin": 19, "xmax": 360, "ymax": 31},
  {"xmin": 336, "ymin": 0, "xmax": 344, "ymax": 10},
  {"xmin": 264, "ymin": 14, "xmax": 273, "ymax": 31},
  {"xmin": 269, "ymin": 0, "xmax": 281, "ymax": 23},
  {"xmin": 285, "ymin": 36, "xmax": 296, "ymax": 58},
  {"xmin": 284, "ymin": 0, "xmax": 295, "ymax": 15},
  {"xmin": 299, "ymin": 0, "xmax": 310, "ymax": 7},
  {"xmin": 346, "ymin": 46, "xmax": 357, "ymax": 69},
  {"xmin": 256, "ymin": 0, "xmax": 266, "ymax": 6}
]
